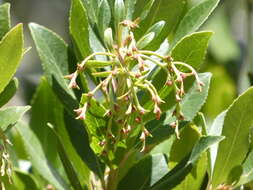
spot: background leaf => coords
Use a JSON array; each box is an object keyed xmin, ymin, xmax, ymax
[
  {"xmin": 0, "ymin": 106, "xmax": 30, "ymax": 131},
  {"xmin": 0, "ymin": 3, "xmax": 10, "ymax": 40},
  {"xmin": 30, "ymin": 77, "xmax": 61, "ymax": 167},
  {"xmin": 0, "ymin": 24, "xmax": 24, "ymax": 93},
  {"xmin": 47, "ymin": 124, "xmax": 83, "ymax": 190},
  {"xmin": 16, "ymin": 121, "xmax": 69, "ymax": 190}
]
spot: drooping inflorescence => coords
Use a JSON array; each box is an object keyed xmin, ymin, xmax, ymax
[{"xmin": 65, "ymin": 18, "xmax": 204, "ymax": 153}]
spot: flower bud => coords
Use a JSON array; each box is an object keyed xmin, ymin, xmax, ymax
[
  {"xmin": 170, "ymin": 122, "xmax": 177, "ymax": 129},
  {"xmin": 135, "ymin": 116, "xmax": 142, "ymax": 123},
  {"xmin": 99, "ymin": 140, "xmax": 106, "ymax": 147},
  {"xmin": 154, "ymin": 104, "xmax": 162, "ymax": 120},
  {"xmin": 104, "ymin": 28, "xmax": 114, "ymax": 49},
  {"xmin": 166, "ymin": 80, "xmax": 173, "ymax": 86}
]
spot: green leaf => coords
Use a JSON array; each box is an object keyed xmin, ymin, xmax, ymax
[
  {"xmin": 134, "ymin": 0, "xmax": 187, "ymax": 50},
  {"xmin": 0, "ymin": 106, "xmax": 30, "ymax": 131},
  {"xmin": 63, "ymin": 111, "xmax": 105, "ymax": 180},
  {"xmin": 170, "ymin": 31, "xmax": 213, "ymax": 70},
  {"xmin": 31, "ymin": 77, "xmax": 92, "ymax": 185},
  {"xmin": 170, "ymin": 0, "xmax": 220, "ymax": 49},
  {"xmin": 207, "ymin": 111, "xmax": 226, "ymax": 175},
  {"xmin": 145, "ymin": 20, "xmax": 165, "ymax": 39},
  {"xmin": 118, "ymin": 154, "xmax": 168, "ymax": 190},
  {"xmin": 211, "ymin": 87, "xmax": 253, "ymax": 188},
  {"xmin": 12, "ymin": 169, "xmax": 39, "ymax": 190},
  {"xmin": 16, "ymin": 121, "xmax": 69, "ymax": 190},
  {"xmin": 30, "ymin": 77, "xmax": 60, "ymax": 166},
  {"xmin": 0, "ymin": 78, "xmax": 18, "ymax": 108},
  {"xmin": 29, "ymin": 23, "xmax": 75, "ymax": 98},
  {"xmin": 0, "ymin": 3, "xmax": 10, "ymax": 40},
  {"xmin": 133, "ymin": 0, "xmax": 154, "ymax": 21},
  {"xmin": 179, "ymin": 73, "xmax": 212, "ymax": 121},
  {"xmin": 125, "ymin": 0, "xmax": 137, "ymax": 20},
  {"xmin": 0, "ymin": 24, "xmax": 24, "ymax": 94},
  {"xmin": 136, "ymin": 32, "xmax": 155, "ymax": 49},
  {"xmin": 169, "ymin": 125, "xmax": 207, "ymax": 190},
  {"xmin": 70, "ymin": 0, "xmax": 91, "ymax": 59},
  {"xmin": 174, "ymin": 153, "xmax": 208, "ymax": 190},
  {"xmin": 169, "ymin": 125, "xmax": 201, "ymax": 168},
  {"xmin": 97, "ymin": 0, "xmax": 111, "ymax": 36},
  {"xmin": 114, "ymin": 0, "xmax": 125, "ymax": 25},
  {"xmin": 80, "ymin": 95, "xmax": 107, "ymax": 154},
  {"xmin": 151, "ymin": 136, "xmax": 224, "ymax": 190},
  {"xmin": 237, "ymin": 150, "xmax": 253, "ymax": 186},
  {"xmin": 45, "ymin": 79, "xmax": 91, "ymax": 186},
  {"xmin": 47, "ymin": 124, "xmax": 83, "ymax": 190}
]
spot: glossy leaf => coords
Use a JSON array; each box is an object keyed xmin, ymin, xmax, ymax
[
  {"xmin": 97, "ymin": 0, "xmax": 111, "ymax": 36},
  {"xmin": 47, "ymin": 79, "xmax": 92, "ymax": 186},
  {"xmin": 136, "ymin": 32, "xmax": 155, "ymax": 49},
  {"xmin": 16, "ymin": 121, "xmax": 69, "ymax": 190},
  {"xmin": 145, "ymin": 20, "xmax": 165, "ymax": 39},
  {"xmin": 80, "ymin": 95, "xmax": 107, "ymax": 154},
  {"xmin": 114, "ymin": 0, "xmax": 125, "ymax": 25},
  {"xmin": 70, "ymin": 0, "xmax": 91, "ymax": 58},
  {"xmin": 30, "ymin": 78, "xmax": 60, "ymax": 166},
  {"xmin": 47, "ymin": 124, "xmax": 83, "ymax": 190},
  {"xmin": 170, "ymin": 125, "xmax": 201, "ymax": 168},
  {"xmin": 133, "ymin": 0, "xmax": 154, "ymax": 21},
  {"xmin": 151, "ymin": 136, "xmax": 224, "ymax": 190},
  {"xmin": 29, "ymin": 23, "xmax": 75, "ymax": 98},
  {"xmin": 12, "ymin": 169, "xmax": 39, "ymax": 190},
  {"xmin": 174, "ymin": 154, "xmax": 207, "ymax": 190},
  {"xmin": 170, "ymin": 125, "xmax": 207, "ymax": 190},
  {"xmin": 0, "ymin": 106, "xmax": 30, "ymax": 131},
  {"xmin": 212, "ymin": 87, "xmax": 253, "ymax": 188},
  {"xmin": 0, "ymin": 78, "xmax": 18, "ymax": 108},
  {"xmin": 0, "ymin": 3, "xmax": 10, "ymax": 40},
  {"xmin": 237, "ymin": 150, "xmax": 253, "ymax": 186},
  {"xmin": 171, "ymin": 0, "xmax": 220, "ymax": 49},
  {"xmin": 63, "ymin": 111, "xmax": 105, "ymax": 180},
  {"xmin": 118, "ymin": 154, "xmax": 168, "ymax": 190},
  {"xmin": 0, "ymin": 24, "xmax": 24, "ymax": 93},
  {"xmin": 125, "ymin": 0, "xmax": 137, "ymax": 19},
  {"xmin": 171, "ymin": 31, "xmax": 213, "ymax": 70}
]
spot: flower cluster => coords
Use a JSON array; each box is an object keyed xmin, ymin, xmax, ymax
[
  {"xmin": 0, "ymin": 132, "xmax": 12, "ymax": 188},
  {"xmin": 65, "ymin": 19, "xmax": 203, "ymax": 152}
]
